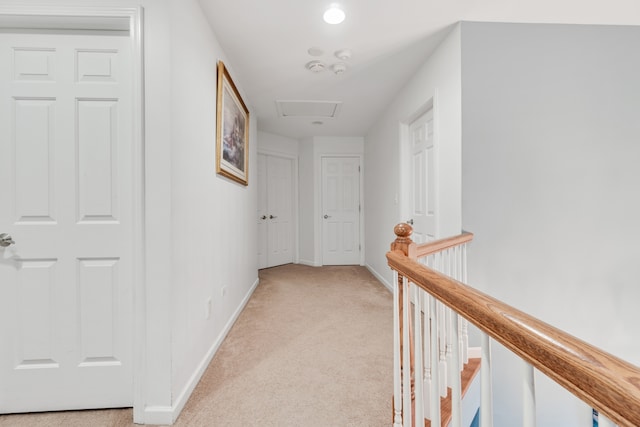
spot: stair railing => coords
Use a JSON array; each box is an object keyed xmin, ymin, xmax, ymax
[{"xmin": 387, "ymin": 223, "xmax": 640, "ymax": 427}]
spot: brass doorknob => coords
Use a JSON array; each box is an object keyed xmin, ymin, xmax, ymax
[{"xmin": 0, "ymin": 233, "xmax": 15, "ymax": 247}]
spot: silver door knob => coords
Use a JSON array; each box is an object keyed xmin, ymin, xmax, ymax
[
  {"xmin": 406, "ymin": 219, "xmax": 414, "ymax": 225},
  {"xmin": 0, "ymin": 233, "xmax": 15, "ymax": 247},
  {"xmin": 269, "ymin": 215, "xmax": 277, "ymax": 219},
  {"xmin": 324, "ymin": 214, "xmax": 331, "ymax": 219},
  {"xmin": 260, "ymin": 215, "xmax": 267, "ymax": 220}
]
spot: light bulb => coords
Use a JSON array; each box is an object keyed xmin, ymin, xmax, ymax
[{"xmin": 323, "ymin": 6, "xmax": 345, "ymax": 25}]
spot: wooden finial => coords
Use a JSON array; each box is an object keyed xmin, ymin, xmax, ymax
[
  {"xmin": 391, "ymin": 223, "xmax": 415, "ymax": 257},
  {"xmin": 394, "ymin": 223, "xmax": 413, "ymax": 241}
]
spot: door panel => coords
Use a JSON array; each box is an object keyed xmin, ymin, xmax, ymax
[
  {"xmin": 321, "ymin": 157, "xmax": 360, "ymax": 265},
  {"xmin": 257, "ymin": 154, "xmax": 268, "ymax": 268},
  {"xmin": 14, "ymin": 98, "xmax": 55, "ymax": 223},
  {"xmin": 409, "ymin": 109, "xmax": 436, "ymax": 244},
  {"xmin": 0, "ymin": 31, "xmax": 133, "ymax": 413},
  {"xmin": 257, "ymin": 154, "xmax": 294, "ymax": 268}
]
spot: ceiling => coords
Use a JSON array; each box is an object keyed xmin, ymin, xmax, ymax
[{"xmin": 198, "ymin": 0, "xmax": 640, "ymax": 139}]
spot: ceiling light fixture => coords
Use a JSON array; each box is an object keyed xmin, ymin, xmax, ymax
[
  {"xmin": 323, "ymin": 5, "xmax": 345, "ymax": 25},
  {"xmin": 305, "ymin": 60, "xmax": 325, "ymax": 72},
  {"xmin": 332, "ymin": 62, "xmax": 347, "ymax": 75}
]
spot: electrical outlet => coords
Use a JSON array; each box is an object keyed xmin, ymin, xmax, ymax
[{"xmin": 205, "ymin": 297, "xmax": 212, "ymax": 319}]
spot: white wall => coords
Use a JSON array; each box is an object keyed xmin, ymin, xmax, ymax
[
  {"xmin": 168, "ymin": 0, "xmax": 258, "ymax": 422},
  {"xmin": 364, "ymin": 24, "xmax": 462, "ymax": 288},
  {"xmin": 461, "ymin": 22, "xmax": 640, "ymax": 426},
  {"xmin": 140, "ymin": 0, "xmax": 174, "ymax": 419},
  {"xmin": 298, "ymin": 138, "xmax": 315, "ymax": 265},
  {"xmin": 258, "ymin": 130, "xmax": 299, "ymax": 156}
]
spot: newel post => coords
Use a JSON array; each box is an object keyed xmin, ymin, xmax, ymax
[
  {"xmin": 391, "ymin": 223, "xmax": 417, "ymax": 426},
  {"xmin": 391, "ymin": 222, "xmax": 416, "ymax": 259}
]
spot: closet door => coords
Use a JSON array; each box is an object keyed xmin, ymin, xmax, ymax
[{"xmin": 258, "ymin": 154, "xmax": 294, "ymax": 268}]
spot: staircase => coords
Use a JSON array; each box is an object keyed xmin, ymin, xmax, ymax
[
  {"xmin": 387, "ymin": 224, "xmax": 640, "ymax": 427},
  {"xmin": 393, "ymin": 356, "xmax": 480, "ymax": 427},
  {"xmin": 425, "ymin": 356, "xmax": 481, "ymax": 427}
]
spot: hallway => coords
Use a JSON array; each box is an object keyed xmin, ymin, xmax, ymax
[{"xmin": 0, "ymin": 265, "xmax": 393, "ymax": 427}]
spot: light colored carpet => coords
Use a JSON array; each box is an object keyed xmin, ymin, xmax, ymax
[{"xmin": 0, "ymin": 264, "xmax": 393, "ymax": 427}]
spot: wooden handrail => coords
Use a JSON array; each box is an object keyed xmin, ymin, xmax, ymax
[
  {"xmin": 387, "ymin": 249, "xmax": 640, "ymax": 427},
  {"xmin": 390, "ymin": 223, "xmax": 474, "ymax": 259},
  {"xmin": 413, "ymin": 232, "xmax": 474, "ymax": 259}
]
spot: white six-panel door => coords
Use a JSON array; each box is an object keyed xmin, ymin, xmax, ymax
[
  {"xmin": 257, "ymin": 154, "xmax": 268, "ymax": 268},
  {"xmin": 0, "ymin": 31, "xmax": 133, "ymax": 412},
  {"xmin": 321, "ymin": 157, "xmax": 360, "ymax": 265},
  {"xmin": 257, "ymin": 153, "xmax": 294, "ymax": 269},
  {"xmin": 408, "ymin": 108, "xmax": 437, "ymax": 243}
]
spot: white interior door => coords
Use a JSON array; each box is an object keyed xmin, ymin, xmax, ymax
[
  {"xmin": 257, "ymin": 153, "xmax": 294, "ymax": 268},
  {"xmin": 257, "ymin": 154, "xmax": 268, "ymax": 268},
  {"xmin": 321, "ymin": 157, "xmax": 361, "ymax": 265},
  {"xmin": 0, "ymin": 30, "xmax": 133, "ymax": 413},
  {"xmin": 408, "ymin": 108, "xmax": 437, "ymax": 243}
]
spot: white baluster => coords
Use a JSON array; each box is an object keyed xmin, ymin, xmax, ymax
[
  {"xmin": 438, "ymin": 301, "xmax": 448, "ymax": 397},
  {"xmin": 393, "ymin": 271, "xmax": 402, "ymax": 427},
  {"xmin": 445, "ymin": 250, "xmax": 453, "ymax": 367},
  {"xmin": 523, "ymin": 361, "xmax": 536, "ymax": 427},
  {"xmin": 461, "ymin": 245, "xmax": 469, "ymax": 365},
  {"xmin": 430, "ymin": 294, "xmax": 441, "ymax": 427},
  {"xmin": 451, "ymin": 312, "xmax": 462, "ymax": 427},
  {"xmin": 423, "ymin": 289, "xmax": 431, "ymax": 420},
  {"xmin": 480, "ymin": 333, "xmax": 494, "ymax": 427},
  {"xmin": 413, "ymin": 284, "xmax": 424, "ymax": 425},
  {"xmin": 452, "ymin": 246, "xmax": 466, "ymax": 372},
  {"xmin": 461, "ymin": 318, "xmax": 469, "ymax": 365},
  {"xmin": 598, "ymin": 414, "xmax": 617, "ymax": 427},
  {"xmin": 422, "ymin": 251, "xmax": 432, "ymax": 420},
  {"xmin": 402, "ymin": 277, "xmax": 412, "ymax": 427}
]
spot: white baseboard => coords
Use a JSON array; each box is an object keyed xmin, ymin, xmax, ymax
[
  {"xmin": 155, "ymin": 277, "xmax": 260, "ymax": 425},
  {"xmin": 142, "ymin": 406, "xmax": 173, "ymax": 425},
  {"xmin": 366, "ymin": 264, "xmax": 392, "ymax": 292},
  {"xmin": 298, "ymin": 259, "xmax": 321, "ymax": 267}
]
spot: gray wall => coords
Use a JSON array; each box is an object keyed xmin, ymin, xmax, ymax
[{"xmin": 461, "ymin": 22, "xmax": 640, "ymax": 426}]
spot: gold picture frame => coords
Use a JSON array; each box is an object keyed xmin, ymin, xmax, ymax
[{"xmin": 216, "ymin": 61, "xmax": 249, "ymax": 185}]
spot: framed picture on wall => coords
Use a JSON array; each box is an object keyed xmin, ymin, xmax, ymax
[{"xmin": 216, "ymin": 60, "xmax": 250, "ymax": 185}]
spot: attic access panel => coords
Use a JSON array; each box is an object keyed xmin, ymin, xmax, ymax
[{"xmin": 275, "ymin": 100, "xmax": 343, "ymax": 119}]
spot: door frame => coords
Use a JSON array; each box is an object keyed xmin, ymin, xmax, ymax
[
  {"xmin": 318, "ymin": 154, "xmax": 364, "ymax": 266},
  {"xmin": 257, "ymin": 148, "xmax": 300, "ymax": 266},
  {"xmin": 399, "ymin": 94, "xmax": 438, "ymax": 237},
  {"xmin": 0, "ymin": 5, "xmax": 146, "ymax": 422}
]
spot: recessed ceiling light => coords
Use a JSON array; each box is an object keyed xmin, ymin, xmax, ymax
[
  {"xmin": 312, "ymin": 121, "xmax": 324, "ymax": 125},
  {"xmin": 323, "ymin": 5, "xmax": 345, "ymax": 25}
]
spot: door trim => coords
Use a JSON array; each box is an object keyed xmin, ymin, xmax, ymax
[
  {"xmin": 0, "ymin": 5, "xmax": 146, "ymax": 423},
  {"xmin": 319, "ymin": 155, "xmax": 364, "ymax": 266},
  {"xmin": 257, "ymin": 149, "xmax": 300, "ymax": 265},
  {"xmin": 399, "ymin": 94, "xmax": 437, "ymax": 236}
]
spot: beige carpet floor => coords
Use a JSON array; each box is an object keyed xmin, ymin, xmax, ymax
[{"xmin": 0, "ymin": 264, "xmax": 393, "ymax": 427}]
